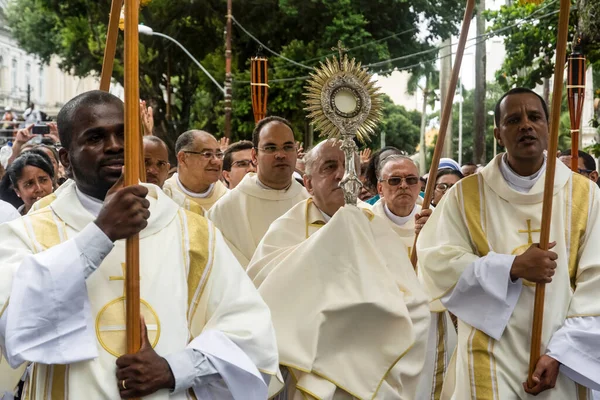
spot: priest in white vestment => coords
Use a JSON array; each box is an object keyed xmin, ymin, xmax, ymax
[
  {"xmin": 0, "ymin": 91, "xmax": 279, "ymax": 399},
  {"xmin": 417, "ymin": 88, "xmax": 600, "ymax": 399},
  {"xmin": 248, "ymin": 140, "xmax": 430, "ymax": 399},
  {"xmin": 207, "ymin": 117, "xmax": 308, "ymax": 267},
  {"xmin": 162, "ymin": 130, "xmax": 228, "ymax": 213},
  {"xmin": 373, "ymin": 154, "xmax": 456, "ymax": 400}
]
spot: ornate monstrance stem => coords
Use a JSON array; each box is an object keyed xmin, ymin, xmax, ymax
[
  {"xmin": 340, "ymin": 133, "xmax": 361, "ymax": 205},
  {"xmin": 304, "ymin": 42, "xmax": 382, "ymax": 205}
]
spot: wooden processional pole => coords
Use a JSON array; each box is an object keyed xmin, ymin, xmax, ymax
[
  {"xmin": 123, "ymin": 0, "xmax": 142, "ymax": 360},
  {"xmin": 100, "ymin": 0, "xmax": 123, "ymax": 92},
  {"xmin": 410, "ymin": 0, "xmax": 476, "ymax": 268},
  {"xmin": 527, "ymin": 0, "xmax": 571, "ymax": 386}
]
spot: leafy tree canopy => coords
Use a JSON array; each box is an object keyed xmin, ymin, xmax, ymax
[
  {"xmin": 6, "ymin": 0, "xmax": 464, "ymax": 155},
  {"xmin": 486, "ymin": 0, "xmax": 600, "ymax": 92}
]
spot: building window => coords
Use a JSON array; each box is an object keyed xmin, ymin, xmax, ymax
[{"xmin": 11, "ymin": 58, "xmax": 17, "ymax": 93}]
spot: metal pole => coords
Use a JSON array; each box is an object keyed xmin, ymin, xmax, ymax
[{"xmin": 224, "ymin": 0, "xmax": 233, "ymax": 138}]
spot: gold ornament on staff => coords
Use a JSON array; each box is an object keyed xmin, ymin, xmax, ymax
[{"xmin": 303, "ymin": 41, "xmax": 382, "ymax": 205}]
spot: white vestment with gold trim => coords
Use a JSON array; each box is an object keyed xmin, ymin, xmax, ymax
[
  {"xmin": 0, "ymin": 183, "xmax": 279, "ymax": 399},
  {"xmin": 206, "ymin": 173, "xmax": 309, "ymax": 267},
  {"xmin": 417, "ymin": 154, "xmax": 600, "ymax": 400},
  {"xmin": 163, "ymin": 173, "xmax": 228, "ymax": 212},
  {"xmin": 372, "ymin": 199, "xmax": 457, "ymax": 400},
  {"xmin": 248, "ymin": 198, "xmax": 430, "ymax": 400}
]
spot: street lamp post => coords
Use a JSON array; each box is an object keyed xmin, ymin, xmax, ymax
[{"xmin": 139, "ymin": 25, "xmax": 225, "ymax": 95}]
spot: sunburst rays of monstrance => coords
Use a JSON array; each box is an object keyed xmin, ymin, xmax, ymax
[{"xmin": 303, "ymin": 42, "xmax": 383, "ymax": 205}]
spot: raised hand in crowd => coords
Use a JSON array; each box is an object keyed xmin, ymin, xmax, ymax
[
  {"xmin": 360, "ymin": 148, "xmax": 372, "ymax": 164},
  {"xmin": 6, "ymin": 124, "xmax": 34, "ymax": 167},
  {"xmin": 44, "ymin": 122, "xmax": 60, "ymax": 144},
  {"xmin": 219, "ymin": 137, "xmax": 230, "ymax": 152},
  {"xmin": 296, "ymin": 141, "xmax": 305, "ymax": 159},
  {"xmin": 140, "ymin": 100, "xmax": 154, "ymax": 136}
]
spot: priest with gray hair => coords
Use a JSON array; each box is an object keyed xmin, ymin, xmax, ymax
[{"xmin": 372, "ymin": 154, "xmax": 457, "ymax": 400}]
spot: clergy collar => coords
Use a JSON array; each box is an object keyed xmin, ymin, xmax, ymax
[
  {"xmin": 75, "ymin": 187, "xmax": 104, "ymax": 217},
  {"xmin": 384, "ymin": 202, "xmax": 417, "ymax": 227},
  {"xmin": 176, "ymin": 173, "xmax": 214, "ymax": 198},
  {"xmin": 499, "ymin": 153, "xmax": 546, "ymax": 193},
  {"xmin": 256, "ymin": 176, "xmax": 292, "ymax": 191}
]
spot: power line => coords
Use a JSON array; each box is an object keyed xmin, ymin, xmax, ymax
[
  {"xmin": 301, "ymin": 27, "xmax": 419, "ymax": 64},
  {"xmin": 232, "ymin": 1, "xmax": 563, "ymax": 84},
  {"xmin": 231, "ymin": 16, "xmax": 314, "ymax": 70}
]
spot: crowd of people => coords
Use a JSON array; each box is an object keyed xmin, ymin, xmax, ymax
[{"xmin": 0, "ymin": 86, "xmax": 599, "ymax": 400}]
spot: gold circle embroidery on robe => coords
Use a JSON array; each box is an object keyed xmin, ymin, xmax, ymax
[
  {"xmin": 95, "ymin": 297, "xmax": 161, "ymax": 357},
  {"xmin": 511, "ymin": 244, "xmax": 537, "ymax": 287}
]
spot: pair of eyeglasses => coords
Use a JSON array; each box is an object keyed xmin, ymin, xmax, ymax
[
  {"xmin": 379, "ymin": 176, "xmax": 420, "ymax": 186},
  {"xmin": 232, "ymin": 159, "xmax": 255, "ymax": 168},
  {"xmin": 256, "ymin": 144, "xmax": 296, "ymax": 154},
  {"xmin": 435, "ymin": 182, "xmax": 454, "ymax": 192},
  {"xmin": 184, "ymin": 150, "xmax": 224, "ymax": 160}
]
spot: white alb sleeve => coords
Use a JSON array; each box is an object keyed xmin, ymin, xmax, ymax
[
  {"xmin": 442, "ymin": 252, "xmax": 522, "ymax": 340},
  {"xmin": 547, "ymin": 316, "xmax": 600, "ymax": 391},
  {"xmin": 2, "ymin": 222, "xmax": 113, "ymax": 368}
]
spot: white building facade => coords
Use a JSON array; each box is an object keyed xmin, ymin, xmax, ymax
[{"xmin": 0, "ymin": 0, "xmax": 122, "ymax": 119}]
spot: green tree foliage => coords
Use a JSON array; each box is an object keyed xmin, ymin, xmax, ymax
[
  {"xmin": 486, "ymin": 0, "xmax": 600, "ymax": 92},
  {"xmin": 6, "ymin": 0, "xmax": 464, "ymax": 155},
  {"xmin": 367, "ymin": 95, "xmax": 421, "ymax": 155},
  {"xmin": 485, "ymin": 0, "xmax": 580, "ymax": 91}
]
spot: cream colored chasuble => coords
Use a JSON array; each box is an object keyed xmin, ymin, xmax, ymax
[
  {"xmin": 206, "ymin": 173, "xmax": 309, "ymax": 267},
  {"xmin": 372, "ymin": 199, "xmax": 457, "ymax": 400},
  {"xmin": 417, "ymin": 154, "xmax": 600, "ymax": 400},
  {"xmin": 163, "ymin": 173, "xmax": 228, "ymax": 213},
  {"xmin": 0, "ymin": 183, "xmax": 279, "ymax": 399},
  {"xmin": 248, "ymin": 198, "xmax": 431, "ymax": 400}
]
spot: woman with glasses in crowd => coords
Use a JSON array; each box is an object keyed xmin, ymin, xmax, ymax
[{"xmin": 431, "ymin": 168, "xmax": 464, "ymax": 207}]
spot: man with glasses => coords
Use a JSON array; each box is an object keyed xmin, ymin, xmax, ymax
[
  {"xmin": 418, "ymin": 87, "xmax": 600, "ymax": 398},
  {"xmin": 248, "ymin": 140, "xmax": 430, "ymax": 400},
  {"xmin": 558, "ymin": 149, "xmax": 598, "ymax": 183},
  {"xmin": 221, "ymin": 140, "xmax": 256, "ymax": 189},
  {"xmin": 372, "ymin": 154, "xmax": 456, "ymax": 400},
  {"xmin": 207, "ymin": 116, "xmax": 308, "ymax": 268},
  {"xmin": 163, "ymin": 130, "xmax": 228, "ymax": 212}
]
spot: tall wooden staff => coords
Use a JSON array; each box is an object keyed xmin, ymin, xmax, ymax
[
  {"xmin": 527, "ymin": 0, "xmax": 571, "ymax": 386},
  {"xmin": 123, "ymin": 0, "xmax": 142, "ymax": 361},
  {"xmin": 410, "ymin": 0, "xmax": 476, "ymax": 267},
  {"xmin": 567, "ymin": 42, "xmax": 586, "ymax": 172},
  {"xmin": 100, "ymin": 0, "xmax": 123, "ymax": 92}
]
